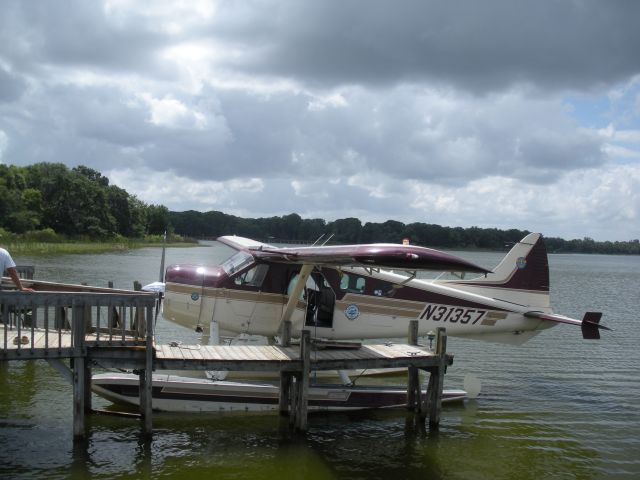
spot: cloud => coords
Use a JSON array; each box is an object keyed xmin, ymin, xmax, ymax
[
  {"xmin": 0, "ymin": 0, "xmax": 639, "ymax": 240},
  {"xmin": 0, "ymin": 66, "xmax": 27, "ymax": 102},
  {"xmin": 214, "ymin": 0, "xmax": 640, "ymax": 93}
]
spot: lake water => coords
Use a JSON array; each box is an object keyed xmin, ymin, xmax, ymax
[{"xmin": 1, "ymin": 242, "xmax": 639, "ymax": 479}]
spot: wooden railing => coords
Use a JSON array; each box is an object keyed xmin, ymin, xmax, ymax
[
  {"xmin": 14, "ymin": 265, "xmax": 35, "ymax": 279},
  {"xmin": 0, "ymin": 291, "xmax": 156, "ymax": 361}
]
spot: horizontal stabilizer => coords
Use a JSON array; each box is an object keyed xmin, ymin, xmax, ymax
[{"xmin": 524, "ymin": 310, "xmax": 608, "ymax": 340}]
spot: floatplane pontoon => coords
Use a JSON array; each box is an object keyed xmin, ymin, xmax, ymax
[{"xmin": 92, "ymin": 372, "xmax": 467, "ymax": 413}]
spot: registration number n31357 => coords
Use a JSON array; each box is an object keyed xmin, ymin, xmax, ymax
[{"xmin": 418, "ymin": 304, "xmax": 487, "ymax": 324}]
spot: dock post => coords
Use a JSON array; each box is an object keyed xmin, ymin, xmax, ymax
[
  {"xmin": 84, "ymin": 365, "xmax": 92, "ymax": 413},
  {"xmin": 71, "ymin": 302, "xmax": 87, "ymax": 440},
  {"xmin": 278, "ymin": 320, "xmax": 293, "ymax": 415},
  {"xmin": 139, "ymin": 302, "xmax": 154, "ymax": 436},
  {"xmin": 72, "ymin": 356, "xmax": 86, "ymax": 440},
  {"xmin": 294, "ymin": 330, "xmax": 311, "ymax": 431},
  {"xmin": 279, "ymin": 372, "xmax": 292, "ymax": 415},
  {"xmin": 407, "ymin": 320, "xmax": 420, "ymax": 411},
  {"xmin": 289, "ymin": 377, "xmax": 299, "ymax": 427},
  {"xmin": 132, "ymin": 281, "xmax": 145, "ymax": 335},
  {"xmin": 425, "ymin": 327, "xmax": 447, "ymax": 427}
]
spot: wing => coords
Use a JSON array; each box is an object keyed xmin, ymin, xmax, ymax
[
  {"xmin": 217, "ymin": 235, "xmax": 491, "ymax": 273},
  {"xmin": 217, "ymin": 236, "xmax": 271, "ymax": 251}
]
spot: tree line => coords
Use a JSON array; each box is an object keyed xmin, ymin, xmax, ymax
[
  {"xmin": 169, "ymin": 210, "xmax": 640, "ymax": 255},
  {"xmin": 1, "ymin": 162, "xmax": 638, "ymax": 254},
  {"xmin": 0, "ymin": 163, "xmax": 169, "ymax": 240}
]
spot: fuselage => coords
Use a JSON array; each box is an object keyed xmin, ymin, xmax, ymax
[{"xmin": 162, "ymin": 249, "xmax": 555, "ymax": 345}]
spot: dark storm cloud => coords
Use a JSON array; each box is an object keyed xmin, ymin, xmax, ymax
[
  {"xmin": 0, "ymin": 0, "xmax": 172, "ymax": 76},
  {"xmin": 215, "ymin": 0, "xmax": 640, "ymax": 93}
]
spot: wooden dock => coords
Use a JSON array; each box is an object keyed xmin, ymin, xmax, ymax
[
  {"xmin": 154, "ymin": 342, "xmax": 445, "ymax": 372},
  {"xmin": 1, "ymin": 285, "xmax": 451, "ymax": 439}
]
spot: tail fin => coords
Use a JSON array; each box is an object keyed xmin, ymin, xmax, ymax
[
  {"xmin": 481, "ymin": 233, "xmax": 549, "ymax": 292},
  {"xmin": 444, "ymin": 233, "xmax": 550, "ymax": 307}
]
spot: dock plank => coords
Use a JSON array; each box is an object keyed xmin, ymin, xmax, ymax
[
  {"xmin": 242, "ymin": 345, "xmax": 265, "ymax": 361},
  {"xmin": 180, "ymin": 345, "xmax": 198, "ymax": 361},
  {"xmin": 168, "ymin": 345, "xmax": 185, "ymax": 360},
  {"xmin": 203, "ymin": 345, "xmax": 225, "ymax": 361}
]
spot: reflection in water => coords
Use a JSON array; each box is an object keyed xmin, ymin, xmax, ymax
[{"xmin": 0, "ymin": 361, "xmax": 38, "ymax": 414}]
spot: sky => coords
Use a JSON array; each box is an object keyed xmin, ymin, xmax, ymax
[{"xmin": 1, "ymin": 0, "xmax": 639, "ymax": 241}]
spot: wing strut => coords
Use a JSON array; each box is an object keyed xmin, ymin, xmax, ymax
[{"xmin": 279, "ymin": 264, "xmax": 313, "ymax": 339}]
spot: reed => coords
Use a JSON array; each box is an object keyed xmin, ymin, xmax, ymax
[{"xmin": 6, "ymin": 240, "xmax": 196, "ymax": 256}]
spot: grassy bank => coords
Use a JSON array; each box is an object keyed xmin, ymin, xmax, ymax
[
  {"xmin": 1, "ymin": 229, "xmax": 198, "ymax": 256},
  {"xmin": 6, "ymin": 241, "xmax": 197, "ymax": 256}
]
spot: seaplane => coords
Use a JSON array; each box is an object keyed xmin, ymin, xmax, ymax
[
  {"xmin": 93, "ymin": 232, "xmax": 607, "ymax": 413},
  {"xmin": 161, "ymin": 232, "xmax": 606, "ymax": 345}
]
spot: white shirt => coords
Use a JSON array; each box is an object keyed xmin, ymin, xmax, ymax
[{"xmin": 0, "ymin": 247, "xmax": 16, "ymax": 275}]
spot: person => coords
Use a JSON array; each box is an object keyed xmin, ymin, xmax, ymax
[{"xmin": 0, "ymin": 247, "xmax": 34, "ymax": 292}]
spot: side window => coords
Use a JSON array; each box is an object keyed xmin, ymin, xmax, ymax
[
  {"xmin": 339, "ymin": 272, "xmax": 366, "ymax": 294},
  {"xmin": 234, "ymin": 264, "xmax": 269, "ymax": 287}
]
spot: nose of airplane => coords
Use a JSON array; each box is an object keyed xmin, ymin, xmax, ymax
[{"xmin": 164, "ymin": 264, "xmax": 226, "ymax": 287}]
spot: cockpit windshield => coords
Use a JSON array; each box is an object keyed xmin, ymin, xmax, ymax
[{"xmin": 221, "ymin": 251, "xmax": 254, "ymax": 275}]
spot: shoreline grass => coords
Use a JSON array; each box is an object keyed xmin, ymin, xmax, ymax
[{"xmin": 5, "ymin": 241, "xmax": 198, "ymax": 256}]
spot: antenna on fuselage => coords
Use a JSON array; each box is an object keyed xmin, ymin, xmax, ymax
[
  {"xmin": 312, "ymin": 233, "xmax": 334, "ymax": 246},
  {"xmin": 311, "ymin": 234, "xmax": 325, "ymax": 246},
  {"xmin": 320, "ymin": 233, "xmax": 334, "ymax": 246}
]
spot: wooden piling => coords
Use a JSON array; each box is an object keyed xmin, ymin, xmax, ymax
[
  {"xmin": 407, "ymin": 320, "xmax": 420, "ymax": 411},
  {"xmin": 140, "ymin": 303, "xmax": 154, "ymax": 435},
  {"xmin": 295, "ymin": 330, "xmax": 311, "ymax": 431},
  {"xmin": 424, "ymin": 327, "xmax": 447, "ymax": 427},
  {"xmin": 72, "ymin": 356, "xmax": 86, "ymax": 440},
  {"xmin": 72, "ymin": 303, "xmax": 87, "ymax": 440},
  {"xmin": 278, "ymin": 320, "xmax": 293, "ymax": 416},
  {"xmin": 278, "ymin": 372, "xmax": 293, "ymax": 415}
]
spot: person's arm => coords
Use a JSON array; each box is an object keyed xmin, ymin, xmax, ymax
[{"xmin": 6, "ymin": 267, "xmax": 34, "ymax": 292}]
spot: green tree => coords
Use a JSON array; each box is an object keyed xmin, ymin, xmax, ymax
[
  {"xmin": 328, "ymin": 218, "xmax": 362, "ymax": 243},
  {"xmin": 147, "ymin": 204, "xmax": 170, "ymax": 235}
]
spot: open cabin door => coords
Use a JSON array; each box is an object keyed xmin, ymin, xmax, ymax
[
  {"xmin": 304, "ymin": 271, "xmax": 335, "ymax": 329},
  {"xmin": 286, "ymin": 269, "xmax": 336, "ymax": 329}
]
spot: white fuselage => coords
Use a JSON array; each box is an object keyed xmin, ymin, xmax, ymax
[{"xmin": 163, "ymin": 266, "xmax": 554, "ymax": 345}]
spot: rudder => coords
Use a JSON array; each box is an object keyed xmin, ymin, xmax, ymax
[
  {"xmin": 480, "ymin": 233, "xmax": 550, "ymax": 292},
  {"xmin": 442, "ymin": 233, "xmax": 551, "ymax": 307}
]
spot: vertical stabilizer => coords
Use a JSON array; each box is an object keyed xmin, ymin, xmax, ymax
[
  {"xmin": 481, "ymin": 233, "xmax": 549, "ymax": 292},
  {"xmin": 443, "ymin": 233, "xmax": 550, "ymax": 308}
]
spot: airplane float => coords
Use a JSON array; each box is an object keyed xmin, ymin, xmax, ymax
[{"xmin": 162, "ymin": 233, "xmax": 607, "ymax": 346}]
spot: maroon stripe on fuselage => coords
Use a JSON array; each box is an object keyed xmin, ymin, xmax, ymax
[{"xmin": 165, "ymin": 264, "xmax": 226, "ymax": 288}]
